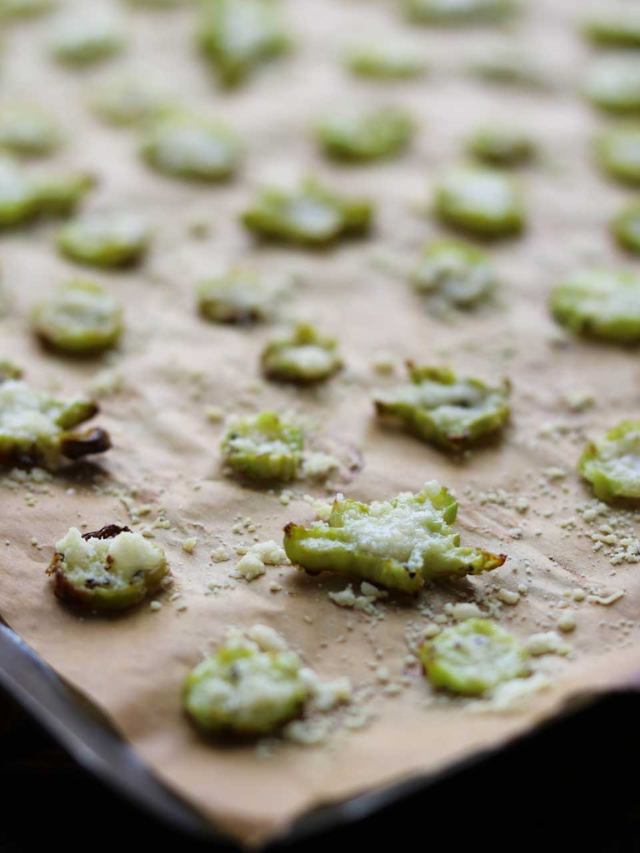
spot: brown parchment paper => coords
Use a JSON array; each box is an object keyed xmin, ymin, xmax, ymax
[{"xmin": 3, "ymin": 0, "xmax": 640, "ymax": 846}]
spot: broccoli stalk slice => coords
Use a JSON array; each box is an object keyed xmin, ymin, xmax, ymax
[
  {"xmin": 197, "ymin": 0, "xmax": 290, "ymax": 88},
  {"xmin": 612, "ymin": 201, "xmax": 640, "ymax": 255},
  {"xmin": 221, "ymin": 411, "xmax": 303, "ymax": 482},
  {"xmin": 32, "ymin": 280, "xmax": 123, "ymax": 355},
  {"xmin": 262, "ymin": 323, "xmax": 343, "ymax": 384},
  {"xmin": 47, "ymin": 525, "xmax": 168, "ymax": 611},
  {"xmin": 283, "ymin": 482, "xmax": 505, "ymax": 594},
  {"xmin": 549, "ymin": 269, "xmax": 640, "ymax": 342},
  {"xmin": 434, "ymin": 167, "xmax": 525, "ymax": 238},
  {"xmin": 184, "ymin": 643, "xmax": 308, "ymax": 736},
  {"xmin": 404, "ymin": 0, "xmax": 517, "ymax": 26},
  {"xmin": 411, "ymin": 238, "xmax": 496, "ymax": 308},
  {"xmin": 0, "ymin": 380, "xmax": 111, "ymax": 468},
  {"xmin": 317, "ymin": 106, "xmax": 414, "ymax": 162},
  {"xmin": 140, "ymin": 112, "xmax": 241, "ymax": 182},
  {"xmin": 375, "ymin": 364, "xmax": 510, "ymax": 451},
  {"xmin": 56, "ymin": 212, "xmax": 151, "ymax": 268},
  {"xmin": 579, "ymin": 420, "xmax": 640, "ymax": 502},
  {"xmin": 419, "ymin": 618, "xmax": 529, "ymax": 695},
  {"xmin": 241, "ymin": 178, "xmax": 372, "ymax": 246}
]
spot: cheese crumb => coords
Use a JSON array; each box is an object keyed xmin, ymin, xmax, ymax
[
  {"xmin": 234, "ymin": 552, "xmax": 266, "ymax": 581},
  {"xmin": 451, "ymin": 602, "xmax": 482, "ymax": 621},
  {"xmin": 182, "ymin": 537, "xmax": 198, "ymax": 554},
  {"xmin": 301, "ymin": 452, "xmax": 340, "ymax": 480},
  {"xmin": 205, "ymin": 405, "xmax": 224, "ymax": 422},
  {"xmin": 497, "ymin": 588, "xmax": 520, "ymax": 606},
  {"xmin": 587, "ymin": 590, "xmax": 625, "ymax": 606},
  {"xmin": 526, "ymin": 631, "xmax": 570, "ymax": 656},
  {"xmin": 232, "ymin": 540, "xmax": 287, "ymax": 581},
  {"xmin": 247, "ymin": 623, "xmax": 288, "ymax": 652},
  {"xmin": 556, "ymin": 612, "xmax": 576, "ymax": 633}
]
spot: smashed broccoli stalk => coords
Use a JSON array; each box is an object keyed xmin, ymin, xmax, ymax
[
  {"xmin": 0, "ymin": 379, "xmax": 110, "ymax": 468},
  {"xmin": 612, "ymin": 200, "xmax": 640, "ymax": 255},
  {"xmin": 466, "ymin": 124, "xmax": 535, "ymax": 167},
  {"xmin": 197, "ymin": 270, "xmax": 286, "ymax": 324},
  {"xmin": 579, "ymin": 421, "xmax": 640, "ymax": 502},
  {"xmin": 197, "ymin": 0, "xmax": 290, "ymax": 88},
  {"xmin": 126, "ymin": 0, "xmax": 182, "ymax": 7},
  {"xmin": 317, "ymin": 106, "xmax": 414, "ymax": 162},
  {"xmin": 467, "ymin": 50, "xmax": 549, "ymax": 90},
  {"xmin": 434, "ymin": 167, "xmax": 525, "ymax": 238},
  {"xmin": 242, "ymin": 178, "xmax": 372, "ymax": 246},
  {"xmin": 221, "ymin": 411, "xmax": 303, "ymax": 482},
  {"xmin": 50, "ymin": 15, "xmax": 125, "ymax": 66},
  {"xmin": 0, "ymin": 158, "xmax": 94, "ymax": 227},
  {"xmin": 584, "ymin": 56, "xmax": 640, "ymax": 115},
  {"xmin": 284, "ymin": 481, "xmax": 505, "ymax": 594},
  {"xmin": 411, "ymin": 238, "xmax": 496, "ymax": 308},
  {"xmin": 0, "ymin": 360, "xmax": 22, "ymax": 382},
  {"xmin": 404, "ymin": 0, "xmax": 517, "ymax": 26},
  {"xmin": 549, "ymin": 269, "xmax": 640, "ymax": 342},
  {"xmin": 0, "ymin": 157, "xmax": 40, "ymax": 226},
  {"xmin": 583, "ymin": 11, "xmax": 640, "ymax": 49},
  {"xmin": 375, "ymin": 365, "xmax": 510, "ymax": 451},
  {"xmin": 0, "ymin": 106, "xmax": 62, "ymax": 158},
  {"xmin": 48, "ymin": 525, "xmax": 168, "ymax": 611},
  {"xmin": 90, "ymin": 75, "xmax": 173, "ymax": 127},
  {"xmin": 140, "ymin": 112, "xmax": 240, "ymax": 182},
  {"xmin": 262, "ymin": 323, "xmax": 343, "ymax": 384},
  {"xmin": 184, "ymin": 637, "xmax": 308, "ymax": 736},
  {"xmin": 57, "ymin": 211, "xmax": 151, "ymax": 269},
  {"xmin": 419, "ymin": 618, "xmax": 529, "ymax": 695},
  {"xmin": 345, "ymin": 42, "xmax": 427, "ymax": 80},
  {"xmin": 32, "ymin": 280, "xmax": 123, "ymax": 356},
  {"xmin": 0, "ymin": 0, "xmax": 55, "ymax": 19},
  {"xmin": 33, "ymin": 172, "xmax": 95, "ymax": 217},
  {"xmin": 595, "ymin": 124, "xmax": 640, "ymax": 185}
]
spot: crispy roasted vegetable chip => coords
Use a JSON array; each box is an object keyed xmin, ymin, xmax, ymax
[
  {"xmin": 184, "ymin": 637, "xmax": 308, "ymax": 736},
  {"xmin": 345, "ymin": 42, "xmax": 427, "ymax": 80},
  {"xmin": 57, "ymin": 211, "xmax": 151, "ymax": 268},
  {"xmin": 584, "ymin": 56, "xmax": 640, "ymax": 115},
  {"xmin": 466, "ymin": 123, "xmax": 535, "ymax": 167},
  {"xmin": 404, "ymin": 0, "xmax": 516, "ymax": 26},
  {"xmin": 412, "ymin": 238, "xmax": 496, "ymax": 308},
  {"xmin": 0, "ymin": 379, "xmax": 110, "ymax": 468},
  {"xmin": 550, "ymin": 269, "xmax": 640, "ymax": 342},
  {"xmin": 579, "ymin": 421, "xmax": 640, "ymax": 502},
  {"xmin": 375, "ymin": 364, "xmax": 510, "ymax": 451},
  {"xmin": 221, "ymin": 411, "xmax": 303, "ymax": 482},
  {"xmin": 48, "ymin": 525, "xmax": 168, "ymax": 610},
  {"xmin": 262, "ymin": 323, "xmax": 343, "ymax": 384},
  {"xmin": 317, "ymin": 106, "xmax": 414, "ymax": 162},
  {"xmin": 583, "ymin": 10, "xmax": 640, "ymax": 49},
  {"xmin": 419, "ymin": 618, "xmax": 529, "ymax": 695},
  {"xmin": 141, "ymin": 112, "xmax": 240, "ymax": 182},
  {"xmin": 198, "ymin": 0, "xmax": 290, "ymax": 88},
  {"xmin": 242, "ymin": 178, "xmax": 372, "ymax": 246},
  {"xmin": 32, "ymin": 280, "xmax": 123, "ymax": 356},
  {"xmin": 284, "ymin": 481, "xmax": 505, "ymax": 593},
  {"xmin": 0, "ymin": 105, "xmax": 62, "ymax": 158},
  {"xmin": 434, "ymin": 167, "xmax": 525, "ymax": 238}
]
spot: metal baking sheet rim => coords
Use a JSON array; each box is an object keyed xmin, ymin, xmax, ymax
[{"xmin": 0, "ymin": 618, "xmax": 631, "ymax": 849}]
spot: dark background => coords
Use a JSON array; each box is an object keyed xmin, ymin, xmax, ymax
[{"xmin": 2, "ymin": 685, "xmax": 640, "ymax": 853}]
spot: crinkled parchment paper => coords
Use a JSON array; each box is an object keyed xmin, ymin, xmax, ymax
[{"xmin": 2, "ymin": 0, "xmax": 640, "ymax": 846}]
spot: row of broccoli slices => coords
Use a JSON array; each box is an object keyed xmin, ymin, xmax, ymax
[{"xmin": 2, "ymin": 365, "xmax": 640, "ymax": 502}]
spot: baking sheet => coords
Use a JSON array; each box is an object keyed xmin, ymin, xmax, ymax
[{"xmin": 2, "ymin": 0, "xmax": 640, "ymax": 846}]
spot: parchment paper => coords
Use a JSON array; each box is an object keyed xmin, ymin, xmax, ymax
[{"xmin": 2, "ymin": 0, "xmax": 640, "ymax": 846}]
